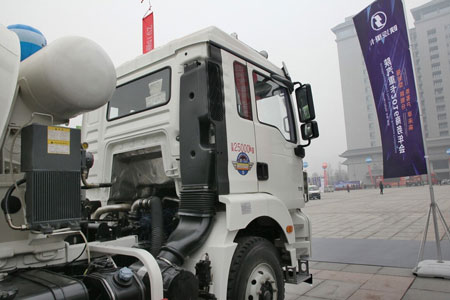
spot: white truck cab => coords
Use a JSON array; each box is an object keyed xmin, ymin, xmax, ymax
[{"xmin": 0, "ymin": 25, "xmax": 319, "ymax": 300}]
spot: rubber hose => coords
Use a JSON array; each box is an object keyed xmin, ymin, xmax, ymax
[{"xmin": 150, "ymin": 196, "xmax": 164, "ymax": 256}]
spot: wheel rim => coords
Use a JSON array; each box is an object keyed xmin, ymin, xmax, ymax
[{"xmin": 245, "ymin": 263, "xmax": 278, "ymax": 300}]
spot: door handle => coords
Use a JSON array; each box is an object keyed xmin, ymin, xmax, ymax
[{"xmin": 257, "ymin": 162, "xmax": 269, "ymax": 180}]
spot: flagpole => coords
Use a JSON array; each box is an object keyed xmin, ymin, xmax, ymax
[
  {"xmin": 401, "ymin": 0, "xmax": 450, "ymax": 278},
  {"xmin": 404, "ymin": 14, "xmax": 443, "ymax": 263}
]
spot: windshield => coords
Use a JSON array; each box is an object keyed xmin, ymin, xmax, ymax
[
  {"xmin": 107, "ymin": 68, "xmax": 171, "ymax": 120},
  {"xmin": 309, "ymin": 185, "xmax": 318, "ymax": 191}
]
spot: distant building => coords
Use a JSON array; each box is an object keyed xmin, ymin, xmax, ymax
[
  {"xmin": 331, "ymin": 17, "xmax": 383, "ymax": 184},
  {"xmin": 332, "ymin": 0, "xmax": 450, "ymax": 184},
  {"xmin": 411, "ymin": 0, "xmax": 450, "ymax": 180}
]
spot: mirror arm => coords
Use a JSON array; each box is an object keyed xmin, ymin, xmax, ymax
[
  {"xmin": 294, "ymin": 139, "xmax": 311, "ymax": 158},
  {"xmin": 293, "ymin": 81, "xmax": 303, "ymax": 88},
  {"xmin": 271, "ymin": 73, "xmax": 294, "ymax": 92},
  {"xmin": 299, "ymin": 139, "xmax": 311, "ymax": 148}
]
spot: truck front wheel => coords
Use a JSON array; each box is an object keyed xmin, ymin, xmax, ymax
[{"xmin": 227, "ymin": 236, "xmax": 285, "ymax": 300}]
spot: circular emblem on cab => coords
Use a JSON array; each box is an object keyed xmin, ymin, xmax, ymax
[{"xmin": 232, "ymin": 152, "xmax": 254, "ymax": 176}]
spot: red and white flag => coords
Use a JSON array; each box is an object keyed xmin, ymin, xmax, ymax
[{"xmin": 142, "ymin": 12, "xmax": 154, "ymax": 53}]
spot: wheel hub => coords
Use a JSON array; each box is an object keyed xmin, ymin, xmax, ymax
[
  {"xmin": 260, "ymin": 281, "xmax": 274, "ymax": 300},
  {"xmin": 245, "ymin": 263, "xmax": 278, "ymax": 300}
]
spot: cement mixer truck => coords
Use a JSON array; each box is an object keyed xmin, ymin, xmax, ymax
[{"xmin": 0, "ymin": 24, "xmax": 319, "ymax": 300}]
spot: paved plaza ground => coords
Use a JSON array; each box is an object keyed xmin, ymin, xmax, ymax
[
  {"xmin": 284, "ymin": 185, "xmax": 450, "ymax": 299},
  {"xmin": 286, "ymin": 262, "xmax": 450, "ymax": 300},
  {"xmin": 304, "ymin": 185, "xmax": 450, "ymax": 241}
]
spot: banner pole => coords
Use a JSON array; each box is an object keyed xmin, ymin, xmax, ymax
[
  {"xmin": 401, "ymin": 0, "xmax": 450, "ymax": 277},
  {"xmin": 401, "ymin": 0, "xmax": 441, "ymax": 258}
]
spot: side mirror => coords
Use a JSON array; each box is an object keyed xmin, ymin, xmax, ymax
[
  {"xmin": 301, "ymin": 121, "xmax": 319, "ymax": 140},
  {"xmin": 295, "ymin": 84, "xmax": 315, "ymax": 123}
]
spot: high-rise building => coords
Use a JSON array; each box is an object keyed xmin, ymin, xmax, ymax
[
  {"xmin": 411, "ymin": 0, "xmax": 450, "ymax": 180},
  {"xmin": 332, "ymin": 17, "xmax": 383, "ymax": 185},
  {"xmin": 332, "ymin": 0, "xmax": 450, "ymax": 184}
]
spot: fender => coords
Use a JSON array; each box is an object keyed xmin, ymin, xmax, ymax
[
  {"xmin": 220, "ymin": 193, "xmax": 311, "ymax": 270},
  {"xmin": 219, "ymin": 193, "xmax": 295, "ymax": 244}
]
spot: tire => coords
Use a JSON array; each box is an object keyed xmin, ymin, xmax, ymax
[{"xmin": 227, "ymin": 236, "xmax": 285, "ymax": 300}]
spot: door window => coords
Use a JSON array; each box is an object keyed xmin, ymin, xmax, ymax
[
  {"xmin": 253, "ymin": 72, "xmax": 295, "ymax": 142},
  {"xmin": 234, "ymin": 62, "xmax": 252, "ymax": 120}
]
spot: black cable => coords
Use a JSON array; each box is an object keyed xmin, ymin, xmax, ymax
[
  {"xmin": 65, "ymin": 243, "xmax": 87, "ymax": 266},
  {"xmin": 1, "ymin": 178, "xmax": 26, "ymax": 215}
]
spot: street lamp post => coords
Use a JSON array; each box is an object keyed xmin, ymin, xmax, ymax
[
  {"xmin": 365, "ymin": 157, "xmax": 374, "ymax": 186},
  {"xmin": 446, "ymin": 148, "xmax": 450, "ymax": 179},
  {"xmin": 322, "ymin": 162, "xmax": 328, "ymax": 188}
]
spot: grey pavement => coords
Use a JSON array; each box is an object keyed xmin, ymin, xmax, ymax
[
  {"xmin": 285, "ymin": 262, "xmax": 450, "ymax": 300},
  {"xmin": 304, "ymin": 185, "xmax": 450, "ymax": 241},
  {"xmin": 311, "ymin": 238, "xmax": 450, "ymax": 268},
  {"xmin": 284, "ymin": 185, "xmax": 450, "ymax": 299}
]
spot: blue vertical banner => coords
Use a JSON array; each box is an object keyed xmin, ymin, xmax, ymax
[{"xmin": 353, "ymin": 0, "xmax": 427, "ymax": 178}]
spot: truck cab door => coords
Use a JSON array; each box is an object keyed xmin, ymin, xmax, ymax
[
  {"xmin": 248, "ymin": 64, "xmax": 303, "ymax": 209},
  {"xmin": 221, "ymin": 51, "xmax": 258, "ymax": 193}
]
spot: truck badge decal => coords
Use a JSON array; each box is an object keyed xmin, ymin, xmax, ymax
[
  {"xmin": 231, "ymin": 142, "xmax": 255, "ymax": 154},
  {"xmin": 232, "ymin": 152, "xmax": 254, "ymax": 175}
]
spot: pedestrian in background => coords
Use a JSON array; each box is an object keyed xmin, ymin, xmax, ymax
[
  {"xmin": 379, "ymin": 181, "xmax": 384, "ymax": 195},
  {"xmin": 347, "ymin": 184, "xmax": 350, "ymax": 193}
]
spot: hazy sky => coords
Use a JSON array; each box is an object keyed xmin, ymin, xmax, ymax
[{"xmin": 1, "ymin": 0, "xmax": 429, "ymax": 174}]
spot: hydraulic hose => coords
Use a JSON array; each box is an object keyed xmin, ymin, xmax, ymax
[{"xmin": 81, "ymin": 172, "xmax": 113, "ymax": 189}]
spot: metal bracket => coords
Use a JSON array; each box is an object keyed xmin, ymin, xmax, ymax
[{"xmin": 284, "ymin": 259, "xmax": 312, "ymax": 284}]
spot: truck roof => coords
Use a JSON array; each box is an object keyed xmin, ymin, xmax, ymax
[{"xmin": 117, "ymin": 26, "xmax": 284, "ymax": 79}]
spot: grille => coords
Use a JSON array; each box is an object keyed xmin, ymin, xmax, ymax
[
  {"xmin": 179, "ymin": 189, "xmax": 217, "ymax": 217},
  {"xmin": 26, "ymin": 171, "xmax": 81, "ymax": 230}
]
